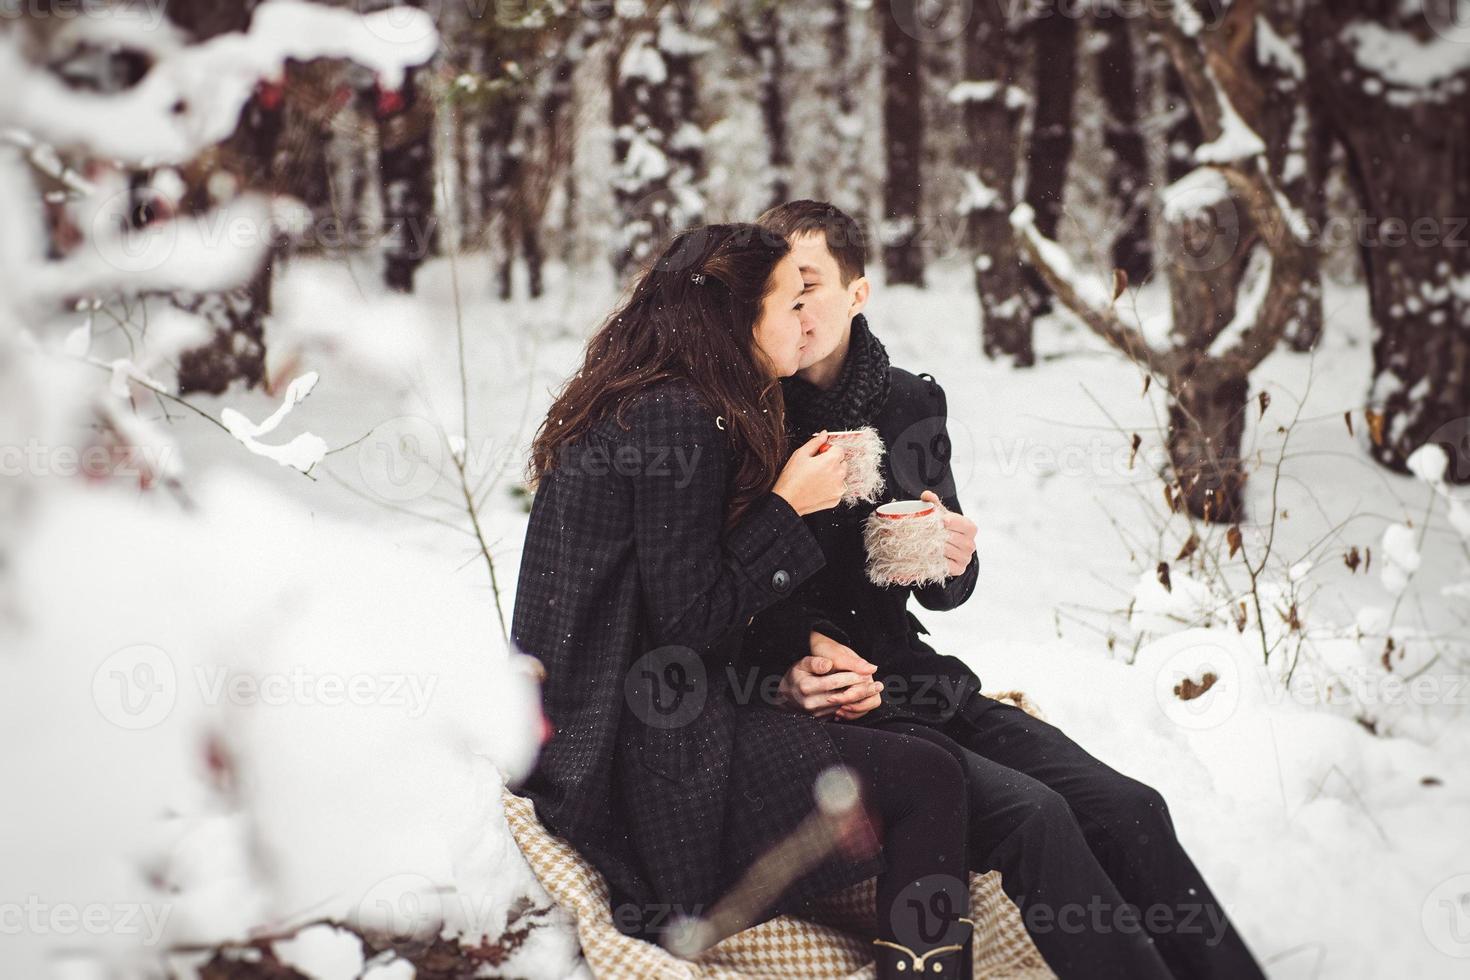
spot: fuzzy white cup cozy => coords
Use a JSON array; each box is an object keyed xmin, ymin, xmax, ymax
[
  {"xmin": 863, "ymin": 499, "xmax": 950, "ymax": 587},
  {"xmin": 820, "ymin": 427, "xmax": 886, "ymax": 506}
]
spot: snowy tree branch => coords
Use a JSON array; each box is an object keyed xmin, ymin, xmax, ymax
[
  {"xmin": 1147, "ymin": 1, "xmax": 1316, "ymax": 371},
  {"xmin": 0, "ymin": 0, "xmax": 438, "ymax": 165},
  {"xmin": 1010, "ymin": 204, "xmax": 1167, "ymax": 375}
]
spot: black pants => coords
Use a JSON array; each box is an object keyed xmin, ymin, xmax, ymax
[
  {"xmin": 822, "ymin": 722, "xmax": 974, "ymax": 967},
  {"xmin": 869, "ymin": 698, "xmax": 1268, "ymax": 980}
]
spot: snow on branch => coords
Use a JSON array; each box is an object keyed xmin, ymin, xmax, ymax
[
  {"xmin": 16, "ymin": 182, "xmax": 275, "ymax": 316},
  {"xmin": 618, "ymin": 32, "xmax": 666, "ymax": 84},
  {"xmin": 1009, "ymin": 203, "xmax": 1165, "ymax": 374},
  {"xmin": 0, "ymin": 0, "xmax": 438, "ymax": 165},
  {"xmin": 1255, "ymin": 15, "xmax": 1305, "ymax": 80},
  {"xmin": 1148, "ymin": 5, "xmax": 1314, "ymax": 256},
  {"xmin": 1192, "ymin": 67, "xmax": 1267, "ymax": 165},
  {"xmin": 220, "ymin": 371, "xmax": 329, "ymax": 472},
  {"xmin": 1162, "ymin": 166, "xmax": 1232, "ymax": 222},
  {"xmin": 1155, "ymin": 3, "xmax": 1264, "ymax": 165},
  {"xmin": 948, "ymin": 80, "xmax": 1029, "ymax": 110},
  {"xmin": 957, "ymin": 171, "xmax": 1002, "ymax": 214},
  {"xmin": 1, "ymin": 128, "xmax": 96, "ymax": 196},
  {"xmin": 1342, "ymin": 19, "xmax": 1470, "ymax": 90},
  {"xmin": 1209, "ymin": 250, "xmax": 1274, "ymax": 359}
]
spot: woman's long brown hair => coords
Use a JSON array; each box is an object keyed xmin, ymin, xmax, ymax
[{"xmin": 528, "ymin": 224, "xmax": 793, "ymax": 527}]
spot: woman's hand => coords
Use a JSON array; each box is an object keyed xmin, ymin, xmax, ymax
[
  {"xmin": 773, "ymin": 431, "xmax": 848, "ymax": 516},
  {"xmin": 778, "ymin": 633, "xmax": 883, "ymax": 719}
]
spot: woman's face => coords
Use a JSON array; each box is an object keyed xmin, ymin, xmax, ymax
[{"xmin": 751, "ymin": 253, "xmax": 808, "ymax": 377}]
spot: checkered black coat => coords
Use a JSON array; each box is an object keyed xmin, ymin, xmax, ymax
[{"xmin": 512, "ymin": 379, "xmax": 883, "ymax": 940}]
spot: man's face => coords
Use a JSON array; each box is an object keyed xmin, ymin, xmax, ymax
[{"xmin": 788, "ymin": 231, "xmax": 869, "ymax": 371}]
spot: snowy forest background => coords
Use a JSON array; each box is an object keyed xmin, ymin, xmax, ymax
[{"xmin": 2, "ymin": 0, "xmax": 1469, "ymax": 978}]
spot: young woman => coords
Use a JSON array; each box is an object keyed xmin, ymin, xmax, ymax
[{"xmin": 512, "ymin": 225, "xmax": 976, "ymax": 977}]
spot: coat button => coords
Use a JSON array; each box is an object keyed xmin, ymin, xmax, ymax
[{"xmin": 771, "ymin": 569, "xmax": 792, "ymax": 593}]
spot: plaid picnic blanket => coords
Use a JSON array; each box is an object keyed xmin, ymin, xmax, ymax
[{"xmin": 503, "ymin": 692, "xmax": 1057, "ymax": 979}]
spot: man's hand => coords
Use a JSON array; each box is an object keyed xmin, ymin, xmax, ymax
[
  {"xmin": 920, "ymin": 490, "xmax": 977, "ymax": 577},
  {"xmin": 778, "ymin": 632, "xmax": 884, "ymax": 721}
]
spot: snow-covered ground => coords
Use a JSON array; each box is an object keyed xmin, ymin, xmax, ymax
[{"xmin": 6, "ymin": 248, "xmax": 1468, "ymax": 979}]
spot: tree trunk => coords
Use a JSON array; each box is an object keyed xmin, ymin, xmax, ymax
[
  {"xmin": 1162, "ymin": 60, "xmax": 1201, "ymax": 185},
  {"xmin": 174, "ymin": 263, "xmax": 274, "ymax": 396},
  {"xmin": 1016, "ymin": 3, "xmax": 1318, "ymax": 524},
  {"xmin": 961, "ymin": 0, "xmax": 1032, "ymax": 366},
  {"xmin": 169, "ymin": 0, "xmax": 274, "ymax": 396},
  {"xmin": 480, "ymin": 88, "xmax": 517, "ymax": 292},
  {"xmin": 376, "ymin": 68, "xmax": 437, "ymax": 293},
  {"xmin": 1159, "ymin": 180, "xmax": 1251, "ymax": 524},
  {"xmin": 1092, "ymin": 4, "xmax": 1152, "ymax": 285},
  {"xmin": 609, "ymin": 4, "xmax": 708, "ymax": 281},
  {"xmin": 164, "ymin": 0, "xmax": 260, "ymax": 40},
  {"xmin": 1249, "ymin": 0, "xmax": 1326, "ymax": 351},
  {"xmin": 879, "ymin": 0, "xmax": 925, "ymax": 286},
  {"xmin": 455, "ymin": 45, "xmax": 485, "ymax": 250},
  {"xmin": 523, "ymin": 20, "xmax": 590, "ymax": 298},
  {"xmin": 1156, "ymin": 0, "xmax": 1322, "ymax": 355},
  {"xmin": 736, "ymin": 3, "xmax": 792, "ymax": 211},
  {"xmin": 279, "ymin": 61, "xmax": 341, "ymax": 250},
  {"xmin": 1167, "ymin": 359, "xmax": 1249, "ymax": 523},
  {"xmin": 1164, "ymin": 191, "xmax": 1251, "ymax": 351},
  {"xmin": 1021, "ymin": 10, "xmax": 1076, "ymax": 309},
  {"xmin": 820, "ymin": 0, "xmax": 864, "ymax": 212},
  {"xmin": 1305, "ymin": 0, "xmax": 1470, "ymax": 481},
  {"xmin": 492, "ymin": 98, "xmax": 527, "ymax": 302},
  {"xmin": 1024, "ymin": 12, "xmax": 1077, "ymax": 235}
]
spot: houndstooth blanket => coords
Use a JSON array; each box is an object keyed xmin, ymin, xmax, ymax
[{"xmin": 503, "ymin": 692, "xmax": 1057, "ymax": 979}]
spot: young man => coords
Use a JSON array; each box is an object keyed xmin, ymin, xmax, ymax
[{"xmin": 745, "ymin": 201, "xmax": 1268, "ymax": 980}]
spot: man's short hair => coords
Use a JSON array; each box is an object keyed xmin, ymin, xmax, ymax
[{"xmin": 756, "ymin": 200, "xmax": 867, "ymax": 285}]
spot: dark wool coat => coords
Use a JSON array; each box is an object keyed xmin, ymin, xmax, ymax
[
  {"xmin": 511, "ymin": 379, "xmax": 883, "ymax": 942},
  {"xmin": 742, "ymin": 367, "xmax": 991, "ymax": 727}
]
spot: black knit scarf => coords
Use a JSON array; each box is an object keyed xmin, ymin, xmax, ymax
[{"xmin": 781, "ymin": 314, "xmax": 892, "ymax": 438}]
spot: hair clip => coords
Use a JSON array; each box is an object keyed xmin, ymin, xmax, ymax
[{"xmin": 690, "ymin": 273, "xmax": 707, "ymax": 286}]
